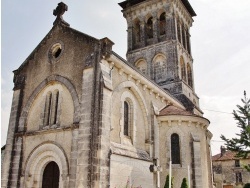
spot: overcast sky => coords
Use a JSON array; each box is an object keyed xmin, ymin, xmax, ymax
[{"xmin": 1, "ymin": 0, "xmax": 250, "ymax": 155}]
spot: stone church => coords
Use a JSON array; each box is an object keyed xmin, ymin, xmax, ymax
[{"xmin": 2, "ymin": 0, "xmax": 213, "ymax": 188}]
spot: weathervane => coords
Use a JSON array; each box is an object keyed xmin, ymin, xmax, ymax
[{"xmin": 53, "ymin": 2, "xmax": 70, "ymax": 26}]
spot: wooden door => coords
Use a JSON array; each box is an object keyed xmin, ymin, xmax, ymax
[{"xmin": 42, "ymin": 161, "xmax": 60, "ymax": 188}]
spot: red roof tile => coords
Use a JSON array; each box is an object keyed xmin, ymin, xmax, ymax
[
  {"xmin": 159, "ymin": 105, "xmax": 193, "ymax": 116},
  {"xmin": 212, "ymin": 150, "xmax": 250, "ymax": 161}
]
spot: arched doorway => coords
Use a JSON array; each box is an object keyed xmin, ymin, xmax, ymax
[{"xmin": 42, "ymin": 161, "xmax": 60, "ymax": 188}]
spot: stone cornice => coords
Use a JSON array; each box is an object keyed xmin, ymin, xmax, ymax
[
  {"xmin": 107, "ymin": 53, "xmax": 185, "ymax": 109},
  {"xmin": 15, "ymin": 124, "xmax": 79, "ymax": 137},
  {"xmin": 172, "ymin": 0, "xmax": 193, "ymax": 26},
  {"xmin": 157, "ymin": 114, "xmax": 210, "ymax": 128}
]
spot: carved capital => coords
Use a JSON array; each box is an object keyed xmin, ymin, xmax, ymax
[
  {"xmin": 13, "ymin": 74, "xmax": 25, "ymax": 90},
  {"xmin": 100, "ymin": 37, "xmax": 114, "ymax": 58}
]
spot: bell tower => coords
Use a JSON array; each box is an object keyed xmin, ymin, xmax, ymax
[{"xmin": 119, "ymin": 0, "xmax": 201, "ymax": 113}]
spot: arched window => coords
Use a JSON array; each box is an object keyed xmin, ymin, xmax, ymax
[
  {"xmin": 135, "ymin": 59, "xmax": 147, "ymax": 74},
  {"xmin": 187, "ymin": 64, "xmax": 193, "ymax": 88},
  {"xmin": 124, "ymin": 101, "xmax": 130, "ymax": 136},
  {"xmin": 44, "ymin": 92, "xmax": 52, "ymax": 126},
  {"xmin": 146, "ymin": 17, "xmax": 153, "ymax": 39},
  {"xmin": 153, "ymin": 54, "xmax": 167, "ymax": 83},
  {"xmin": 44, "ymin": 90, "xmax": 60, "ymax": 126},
  {"xmin": 42, "ymin": 161, "xmax": 60, "ymax": 188},
  {"xmin": 180, "ymin": 57, "xmax": 186, "ymax": 82},
  {"xmin": 171, "ymin": 133, "xmax": 181, "ymax": 164},
  {"xmin": 177, "ymin": 20, "xmax": 181, "ymax": 43},
  {"xmin": 182, "ymin": 25, "xmax": 186, "ymax": 49},
  {"xmin": 51, "ymin": 90, "xmax": 59, "ymax": 125},
  {"xmin": 186, "ymin": 30, "xmax": 191, "ymax": 54},
  {"xmin": 159, "ymin": 12, "xmax": 166, "ymax": 35}
]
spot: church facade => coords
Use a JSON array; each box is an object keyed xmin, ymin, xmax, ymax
[{"xmin": 2, "ymin": 1, "xmax": 213, "ymax": 188}]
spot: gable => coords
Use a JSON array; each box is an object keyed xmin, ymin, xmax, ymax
[{"xmin": 15, "ymin": 24, "xmax": 100, "ymax": 107}]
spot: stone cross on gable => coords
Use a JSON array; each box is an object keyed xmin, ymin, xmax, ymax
[{"xmin": 53, "ymin": 2, "xmax": 70, "ymax": 26}]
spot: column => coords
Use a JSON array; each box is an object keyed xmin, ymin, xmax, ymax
[
  {"xmin": 140, "ymin": 22, "xmax": 146, "ymax": 47},
  {"xmin": 191, "ymin": 134, "xmax": 203, "ymax": 188},
  {"xmin": 166, "ymin": 14, "xmax": 176, "ymax": 40},
  {"xmin": 76, "ymin": 67, "xmax": 94, "ymax": 187},
  {"xmin": 152, "ymin": 15, "xmax": 159, "ymax": 43},
  {"xmin": 68, "ymin": 129, "xmax": 79, "ymax": 187},
  {"xmin": 127, "ymin": 19, "xmax": 133, "ymax": 51}
]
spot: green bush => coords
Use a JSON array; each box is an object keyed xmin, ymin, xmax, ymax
[
  {"xmin": 181, "ymin": 178, "xmax": 188, "ymax": 188},
  {"xmin": 164, "ymin": 175, "xmax": 173, "ymax": 188},
  {"xmin": 244, "ymin": 183, "xmax": 250, "ymax": 188}
]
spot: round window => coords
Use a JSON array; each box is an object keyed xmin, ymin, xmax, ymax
[{"xmin": 49, "ymin": 42, "xmax": 63, "ymax": 61}]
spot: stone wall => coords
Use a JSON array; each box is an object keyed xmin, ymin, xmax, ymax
[{"xmin": 110, "ymin": 154, "xmax": 153, "ymax": 188}]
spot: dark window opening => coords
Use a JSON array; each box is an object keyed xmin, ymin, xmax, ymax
[
  {"xmin": 52, "ymin": 91, "xmax": 59, "ymax": 124},
  {"xmin": 177, "ymin": 21, "xmax": 181, "ymax": 43},
  {"xmin": 182, "ymin": 25, "xmax": 186, "ymax": 49},
  {"xmin": 44, "ymin": 91, "xmax": 60, "ymax": 127},
  {"xmin": 235, "ymin": 160, "xmax": 240, "ymax": 167},
  {"xmin": 186, "ymin": 30, "xmax": 191, "ymax": 54},
  {"xmin": 124, "ymin": 101, "xmax": 129, "ymax": 136},
  {"xmin": 53, "ymin": 48, "xmax": 62, "ymax": 58},
  {"xmin": 159, "ymin": 13, "xmax": 166, "ymax": 35},
  {"xmin": 44, "ymin": 92, "xmax": 52, "ymax": 126},
  {"xmin": 187, "ymin": 64, "xmax": 193, "ymax": 88},
  {"xmin": 171, "ymin": 133, "xmax": 181, "ymax": 164},
  {"xmin": 146, "ymin": 17, "xmax": 153, "ymax": 39}
]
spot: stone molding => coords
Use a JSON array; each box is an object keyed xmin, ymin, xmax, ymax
[
  {"xmin": 108, "ymin": 54, "xmax": 184, "ymax": 108},
  {"xmin": 120, "ymin": 90, "xmax": 137, "ymax": 146},
  {"xmin": 19, "ymin": 75, "xmax": 80, "ymax": 132},
  {"xmin": 22, "ymin": 142, "xmax": 69, "ymax": 188},
  {"xmin": 112, "ymin": 80, "xmax": 150, "ymax": 141},
  {"xmin": 164, "ymin": 126, "xmax": 187, "ymax": 167}
]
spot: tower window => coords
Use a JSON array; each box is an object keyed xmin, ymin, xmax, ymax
[
  {"xmin": 180, "ymin": 57, "xmax": 186, "ymax": 82},
  {"xmin": 159, "ymin": 13, "xmax": 166, "ymax": 35},
  {"xmin": 182, "ymin": 25, "xmax": 186, "ymax": 49},
  {"xmin": 146, "ymin": 17, "xmax": 153, "ymax": 39},
  {"xmin": 135, "ymin": 59, "xmax": 147, "ymax": 74},
  {"xmin": 171, "ymin": 133, "xmax": 181, "ymax": 164},
  {"xmin": 177, "ymin": 20, "xmax": 181, "ymax": 43},
  {"xmin": 153, "ymin": 54, "xmax": 167, "ymax": 83},
  {"xmin": 124, "ymin": 101, "xmax": 130, "ymax": 136},
  {"xmin": 187, "ymin": 64, "xmax": 193, "ymax": 88},
  {"xmin": 186, "ymin": 30, "xmax": 191, "ymax": 54}
]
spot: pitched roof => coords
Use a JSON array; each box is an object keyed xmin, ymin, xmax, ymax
[
  {"xmin": 14, "ymin": 23, "xmax": 99, "ymax": 73},
  {"xmin": 212, "ymin": 150, "xmax": 250, "ymax": 161},
  {"xmin": 159, "ymin": 105, "xmax": 193, "ymax": 116}
]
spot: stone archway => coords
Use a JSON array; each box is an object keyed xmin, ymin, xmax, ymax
[{"xmin": 22, "ymin": 142, "xmax": 69, "ymax": 188}]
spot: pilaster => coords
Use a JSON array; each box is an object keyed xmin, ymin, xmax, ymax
[
  {"xmin": 2, "ymin": 72, "xmax": 25, "ymax": 188},
  {"xmin": 76, "ymin": 67, "xmax": 94, "ymax": 188},
  {"xmin": 1, "ymin": 88, "xmax": 22, "ymax": 188},
  {"xmin": 127, "ymin": 19, "xmax": 133, "ymax": 52},
  {"xmin": 191, "ymin": 134, "xmax": 203, "ymax": 188},
  {"xmin": 152, "ymin": 16, "xmax": 158, "ymax": 43},
  {"xmin": 69, "ymin": 129, "xmax": 79, "ymax": 187}
]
